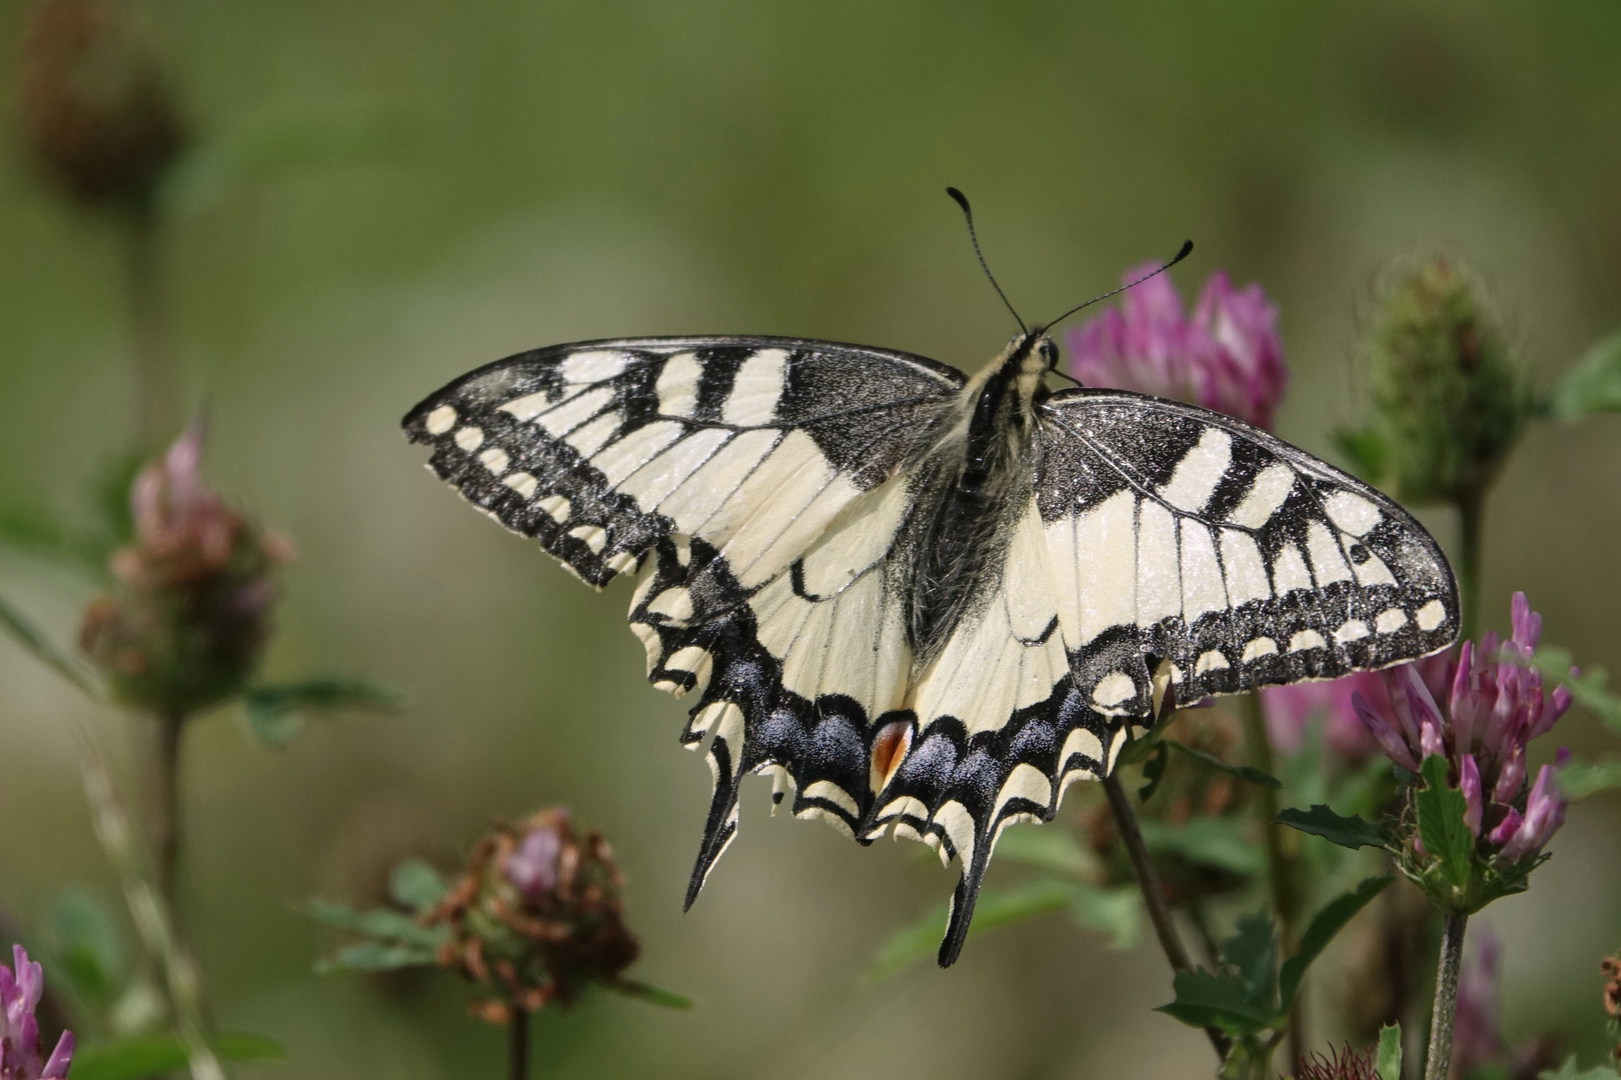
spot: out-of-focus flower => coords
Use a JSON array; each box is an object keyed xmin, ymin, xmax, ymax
[
  {"xmin": 428, "ymin": 808, "xmax": 640, "ymax": 1023},
  {"xmin": 1285, "ymin": 1044, "xmax": 1377, "ymax": 1080},
  {"xmin": 78, "ymin": 421, "xmax": 290, "ymax": 716},
  {"xmin": 1452, "ymin": 928, "xmax": 1503, "ymax": 1077},
  {"xmin": 1066, "ymin": 264, "xmax": 1287, "ymax": 430},
  {"xmin": 0, "ymin": 946, "xmax": 74, "ymax": 1080},
  {"xmin": 1262, "ymin": 675, "xmax": 1381, "ymax": 764},
  {"xmin": 1361, "ymin": 256, "xmax": 1531, "ymax": 506},
  {"xmin": 1351, "ymin": 593, "xmax": 1574, "ymax": 906},
  {"xmin": 1603, "ymin": 950, "xmax": 1621, "ymax": 1071},
  {"xmin": 17, "ymin": 0, "xmax": 188, "ymax": 215}
]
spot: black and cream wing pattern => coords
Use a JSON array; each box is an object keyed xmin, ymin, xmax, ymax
[{"xmin": 403, "ymin": 334, "xmax": 1458, "ymax": 966}]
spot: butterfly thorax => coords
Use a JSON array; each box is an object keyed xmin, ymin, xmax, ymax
[{"xmin": 904, "ymin": 333, "xmax": 1055, "ymax": 667}]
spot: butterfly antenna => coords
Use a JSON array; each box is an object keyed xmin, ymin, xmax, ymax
[
  {"xmin": 946, "ymin": 187, "xmax": 1026, "ymax": 334},
  {"xmin": 1037, "ymin": 239, "xmax": 1194, "ymax": 333}
]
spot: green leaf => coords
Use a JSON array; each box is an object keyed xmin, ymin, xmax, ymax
[
  {"xmin": 1165, "ymin": 739, "xmax": 1282, "ymax": 788},
  {"xmin": 315, "ymin": 941, "xmax": 440, "ymax": 974},
  {"xmin": 70, "ymin": 1032, "xmax": 282, "ymax": 1080},
  {"xmin": 1219, "ymin": 913, "xmax": 1277, "ymax": 1011},
  {"xmin": 242, "ymin": 679, "xmax": 402, "ymax": 747},
  {"xmin": 1139, "ymin": 741, "xmax": 1170, "ymax": 802},
  {"xmin": 1549, "ymin": 328, "xmax": 1621, "ymax": 419},
  {"xmin": 990, "ymin": 824, "xmax": 1097, "ymax": 877},
  {"xmin": 301, "ymin": 900, "xmax": 447, "ymax": 948},
  {"xmin": 0, "ymin": 500, "xmax": 103, "ymax": 570},
  {"xmin": 606, "ymin": 978, "xmax": 694, "ymax": 1009},
  {"xmin": 1537, "ymin": 1056, "xmax": 1620, "ymax": 1080},
  {"xmin": 865, "ymin": 878, "xmax": 1075, "ymax": 981},
  {"xmin": 1277, "ymin": 804, "xmax": 1386, "ymax": 850},
  {"xmin": 389, "ymin": 860, "xmax": 449, "ymax": 913},
  {"xmin": 48, "ymin": 892, "xmax": 123, "ymax": 1004},
  {"xmin": 1415, "ymin": 756, "xmax": 1472, "ymax": 889},
  {"xmin": 1531, "ymin": 646, "xmax": 1621, "ymax": 736},
  {"xmin": 1138, "ymin": 817, "xmax": 1266, "ymax": 876},
  {"xmin": 1277, "ymin": 876, "xmax": 1392, "ymax": 1009},
  {"xmin": 1155, "ymin": 968, "xmax": 1279, "ymax": 1035},
  {"xmin": 1376, "ymin": 1023, "xmax": 1403, "ymax": 1080},
  {"xmin": 1557, "ymin": 757, "xmax": 1621, "ymax": 801},
  {"xmin": 0, "ymin": 593, "xmax": 99, "ymax": 697},
  {"xmin": 1064, "ymin": 885, "xmax": 1141, "ymax": 949},
  {"xmin": 1334, "ymin": 427, "xmax": 1388, "ymax": 481}
]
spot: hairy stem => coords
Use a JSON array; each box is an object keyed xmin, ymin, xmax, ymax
[
  {"xmin": 1424, "ymin": 914, "xmax": 1468, "ymax": 1080},
  {"xmin": 1238, "ymin": 692, "xmax": 1303, "ymax": 1070},
  {"xmin": 510, "ymin": 1008, "xmax": 530, "ymax": 1080},
  {"xmin": 1102, "ymin": 771, "xmax": 1230, "ymax": 1060},
  {"xmin": 126, "ymin": 210, "xmax": 178, "ymax": 452}
]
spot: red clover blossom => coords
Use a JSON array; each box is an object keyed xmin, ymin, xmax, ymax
[
  {"xmin": 0, "ymin": 947, "xmax": 72, "ymax": 1080},
  {"xmin": 1066, "ymin": 263, "xmax": 1287, "ymax": 431}
]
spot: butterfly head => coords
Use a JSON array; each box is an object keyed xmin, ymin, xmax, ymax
[{"xmin": 1005, "ymin": 330, "xmax": 1060, "ymax": 380}]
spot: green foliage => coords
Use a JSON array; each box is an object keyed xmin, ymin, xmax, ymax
[
  {"xmin": 71, "ymin": 1032, "xmax": 282, "ymax": 1080},
  {"xmin": 389, "ymin": 860, "xmax": 449, "ymax": 913},
  {"xmin": 1415, "ymin": 755, "xmax": 1473, "ymax": 890},
  {"xmin": 1376, "ymin": 1023, "xmax": 1403, "ymax": 1080},
  {"xmin": 1532, "ymin": 646, "xmax": 1621, "ymax": 736},
  {"xmin": 866, "ymin": 877, "xmax": 1139, "ymax": 980},
  {"xmin": 0, "ymin": 592, "xmax": 100, "ymax": 697},
  {"xmin": 1158, "ymin": 878, "xmax": 1391, "ymax": 1038},
  {"xmin": 242, "ymin": 678, "xmax": 402, "ymax": 747},
  {"xmin": 1557, "ymin": 758, "xmax": 1621, "ymax": 800},
  {"xmin": 1138, "ymin": 818, "xmax": 1266, "ymax": 876},
  {"xmin": 48, "ymin": 893, "xmax": 124, "ymax": 1007},
  {"xmin": 605, "ymin": 979, "xmax": 694, "ymax": 1010},
  {"xmin": 1276, "ymin": 805, "xmax": 1386, "ymax": 850},
  {"xmin": 1334, "ymin": 427, "xmax": 1389, "ymax": 482},
  {"xmin": 1537, "ymin": 1057, "xmax": 1620, "ymax": 1080},
  {"xmin": 1164, "ymin": 739, "xmax": 1282, "ymax": 789},
  {"xmin": 1139, "ymin": 740, "xmax": 1170, "ymax": 801},
  {"xmin": 304, "ymin": 893, "xmax": 448, "ymax": 974},
  {"xmin": 991, "ymin": 825, "xmax": 1099, "ymax": 877},
  {"xmin": 1549, "ymin": 328, "xmax": 1621, "ymax": 419}
]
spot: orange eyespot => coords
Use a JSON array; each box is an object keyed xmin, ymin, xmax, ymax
[{"xmin": 868, "ymin": 719, "xmax": 913, "ymax": 794}]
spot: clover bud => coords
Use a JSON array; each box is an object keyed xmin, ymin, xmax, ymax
[
  {"xmin": 1364, "ymin": 256, "xmax": 1531, "ymax": 505},
  {"xmin": 0, "ymin": 946, "xmax": 74, "ymax": 1080},
  {"xmin": 17, "ymin": 0, "xmax": 188, "ymax": 216},
  {"xmin": 78, "ymin": 421, "xmax": 288, "ymax": 717},
  {"xmin": 427, "ymin": 808, "xmax": 640, "ymax": 1022}
]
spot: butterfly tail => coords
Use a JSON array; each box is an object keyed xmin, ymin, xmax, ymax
[
  {"xmin": 935, "ymin": 838, "xmax": 991, "ymax": 967},
  {"xmin": 684, "ymin": 719, "xmax": 745, "ymax": 911}
]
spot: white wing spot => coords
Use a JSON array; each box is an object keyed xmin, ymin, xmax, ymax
[
  {"xmin": 804, "ymin": 780, "xmax": 860, "ymax": 817},
  {"xmin": 1416, "ymin": 600, "xmax": 1447, "ymax": 632},
  {"xmin": 425, "ymin": 405, "xmax": 457, "ymax": 434},
  {"xmin": 499, "ymin": 391, "xmax": 551, "ymax": 421},
  {"xmin": 568, "ymin": 525, "xmax": 608, "ymax": 553},
  {"xmin": 561, "ymin": 349, "xmax": 627, "ymax": 385},
  {"xmin": 1335, "ymin": 619, "xmax": 1371, "ymax": 643},
  {"xmin": 478, "ymin": 447, "xmax": 509, "ymax": 474},
  {"xmin": 722, "ymin": 348, "xmax": 790, "ymax": 426},
  {"xmin": 502, "ymin": 472, "xmax": 537, "ymax": 498},
  {"xmin": 1092, "ymin": 671, "xmax": 1136, "ymax": 708},
  {"xmin": 1271, "ymin": 542, "xmax": 1313, "ymax": 594},
  {"xmin": 1306, "ymin": 521, "xmax": 1353, "ymax": 585},
  {"xmin": 1158, "ymin": 428, "xmax": 1233, "ymax": 513},
  {"xmin": 656, "ymin": 351, "xmax": 702, "ymax": 418},
  {"xmin": 1375, "ymin": 608, "xmax": 1409, "ymax": 634},
  {"xmin": 1060, "ymin": 726, "xmax": 1105, "ymax": 769},
  {"xmin": 1135, "ymin": 499, "xmax": 1181, "ymax": 625},
  {"xmin": 1226, "ymin": 464, "xmax": 1295, "ymax": 529},
  {"xmin": 1220, "ymin": 529, "xmax": 1272, "ymax": 606},
  {"xmin": 454, "ymin": 426, "xmax": 484, "ymax": 452},
  {"xmin": 1180, "ymin": 524, "xmax": 1229, "ymax": 623},
  {"xmin": 1195, "ymin": 649, "xmax": 1230, "ymax": 674},
  {"xmin": 606, "ymin": 551, "xmax": 639, "ymax": 574},
  {"xmin": 537, "ymin": 494, "xmax": 570, "ymax": 523},
  {"xmin": 564, "ymin": 412, "xmax": 620, "ymax": 459},
  {"xmin": 1289, "ymin": 629, "xmax": 1327, "ymax": 652},
  {"xmin": 538, "ymin": 386, "xmax": 615, "ymax": 437},
  {"xmin": 1324, "ymin": 491, "xmax": 1382, "ymax": 536},
  {"xmin": 1242, "ymin": 637, "xmax": 1278, "ymax": 661}
]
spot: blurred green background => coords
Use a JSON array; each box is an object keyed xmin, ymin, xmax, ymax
[{"xmin": 3, "ymin": 2, "xmax": 1620, "ymax": 1077}]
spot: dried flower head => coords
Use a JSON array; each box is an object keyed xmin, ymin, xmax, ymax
[
  {"xmin": 17, "ymin": 0, "xmax": 188, "ymax": 215},
  {"xmin": 1285, "ymin": 1043, "xmax": 1377, "ymax": 1080},
  {"xmin": 78, "ymin": 420, "xmax": 289, "ymax": 716},
  {"xmin": 427, "ymin": 808, "xmax": 640, "ymax": 1022},
  {"xmin": 1067, "ymin": 264, "xmax": 1287, "ymax": 430},
  {"xmin": 0, "ymin": 946, "xmax": 73, "ymax": 1080},
  {"xmin": 1363, "ymin": 256, "xmax": 1531, "ymax": 505}
]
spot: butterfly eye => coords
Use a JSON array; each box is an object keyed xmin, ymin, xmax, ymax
[{"xmin": 1038, "ymin": 339, "xmax": 1058, "ymax": 368}]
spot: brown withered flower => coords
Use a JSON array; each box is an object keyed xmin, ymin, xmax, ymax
[
  {"xmin": 78, "ymin": 420, "xmax": 289, "ymax": 717},
  {"xmin": 427, "ymin": 808, "xmax": 640, "ymax": 1023},
  {"xmin": 17, "ymin": 0, "xmax": 188, "ymax": 215}
]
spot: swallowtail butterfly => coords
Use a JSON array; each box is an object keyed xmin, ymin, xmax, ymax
[{"xmin": 404, "ymin": 235, "xmax": 1457, "ymax": 967}]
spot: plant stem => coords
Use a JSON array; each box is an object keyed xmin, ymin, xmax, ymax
[
  {"xmin": 1424, "ymin": 913, "xmax": 1468, "ymax": 1080},
  {"xmin": 150, "ymin": 709, "xmax": 186, "ymax": 921},
  {"xmin": 1455, "ymin": 487, "xmax": 1485, "ymax": 644},
  {"xmin": 125, "ymin": 209, "xmax": 178, "ymax": 452},
  {"xmin": 509, "ymin": 1008, "xmax": 530, "ymax": 1080},
  {"xmin": 1238, "ymin": 692, "xmax": 1303, "ymax": 1070},
  {"xmin": 1101, "ymin": 771, "xmax": 1230, "ymax": 1060}
]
